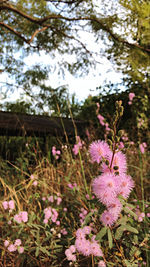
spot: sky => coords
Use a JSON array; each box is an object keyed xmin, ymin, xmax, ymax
[{"xmin": 0, "ymin": 0, "xmax": 125, "ymax": 104}]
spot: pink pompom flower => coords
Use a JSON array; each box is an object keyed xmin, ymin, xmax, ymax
[{"xmin": 89, "ymin": 140, "xmax": 111, "ymax": 164}]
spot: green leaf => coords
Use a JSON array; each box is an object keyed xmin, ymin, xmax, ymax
[
  {"xmin": 115, "ymin": 225, "xmax": 125, "ymax": 240},
  {"xmin": 35, "ymin": 247, "xmax": 40, "ymax": 257},
  {"xmin": 125, "ymin": 224, "xmax": 138, "ymax": 234},
  {"xmin": 82, "ymin": 211, "xmax": 94, "ymax": 225},
  {"xmin": 123, "ymin": 207, "xmax": 138, "ymax": 219},
  {"xmin": 96, "ymin": 227, "xmax": 107, "ymax": 241},
  {"xmin": 39, "ymin": 247, "xmax": 51, "ymax": 256},
  {"xmin": 107, "ymin": 228, "xmax": 113, "ymax": 249}
]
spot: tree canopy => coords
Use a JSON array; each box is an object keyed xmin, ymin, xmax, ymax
[{"xmin": 0, "ymin": 0, "xmax": 150, "ymax": 107}]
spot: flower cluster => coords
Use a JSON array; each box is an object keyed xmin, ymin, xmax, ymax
[
  {"xmin": 79, "ymin": 208, "xmax": 88, "ymax": 224},
  {"xmin": 2, "ymin": 200, "xmax": 15, "ymax": 211},
  {"xmin": 14, "ymin": 211, "xmax": 28, "ymax": 223},
  {"xmin": 52, "ymin": 146, "xmax": 61, "ymax": 160},
  {"xmin": 30, "ymin": 174, "xmax": 38, "ymax": 186},
  {"xmin": 4, "ymin": 239, "xmax": 24, "ymax": 254},
  {"xmin": 65, "ymin": 226, "xmax": 104, "ymax": 262},
  {"xmin": 43, "ymin": 206, "xmax": 59, "ymax": 225},
  {"xmin": 90, "ymin": 140, "xmax": 134, "ymax": 226},
  {"xmin": 128, "ymin": 92, "xmax": 135, "ymax": 105},
  {"xmin": 42, "ymin": 194, "xmax": 62, "ymax": 205},
  {"xmin": 72, "ymin": 136, "xmax": 83, "ymax": 155},
  {"xmin": 139, "ymin": 142, "xmax": 147, "ymax": 154}
]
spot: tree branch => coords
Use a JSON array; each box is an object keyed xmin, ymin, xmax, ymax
[{"xmin": 0, "ymin": 3, "xmax": 150, "ymax": 53}]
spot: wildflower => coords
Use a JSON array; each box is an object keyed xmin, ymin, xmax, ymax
[
  {"xmin": 90, "ymin": 241, "xmax": 103, "ymax": 257},
  {"xmin": 48, "ymin": 196, "xmax": 54, "ymax": 202},
  {"xmin": 102, "ymin": 151, "xmax": 127, "ymax": 174},
  {"xmin": 75, "ymin": 238, "xmax": 91, "ymax": 256},
  {"xmin": 20, "ymin": 211, "xmax": 28, "ymax": 222},
  {"xmin": 100, "ymin": 210, "xmax": 116, "ymax": 226},
  {"xmin": 52, "ymin": 146, "xmax": 61, "ymax": 159},
  {"xmin": 18, "ymin": 246, "xmax": 24, "ymax": 254},
  {"xmin": 69, "ymin": 245, "xmax": 76, "ymax": 253},
  {"xmin": 76, "ymin": 228, "xmax": 85, "ymax": 240},
  {"xmin": 89, "ymin": 140, "xmax": 111, "ymax": 163},
  {"xmin": 33, "ymin": 180, "xmax": 38, "ymax": 186},
  {"xmin": 14, "ymin": 239, "xmax": 21, "ymax": 246},
  {"xmin": 139, "ymin": 143, "xmax": 147, "ymax": 154},
  {"xmin": 8, "ymin": 200, "xmax": 15, "ymax": 210},
  {"xmin": 4, "ymin": 240, "xmax": 10, "ymax": 247},
  {"xmin": 107, "ymin": 198, "xmax": 122, "ymax": 221},
  {"xmin": 2, "ymin": 201, "xmax": 8, "ymax": 210},
  {"xmin": 7, "ymin": 244, "xmax": 17, "ymax": 252},
  {"xmin": 97, "ymin": 114, "xmax": 105, "ymax": 126},
  {"xmin": 57, "ymin": 197, "xmax": 62, "ymax": 205},
  {"xmin": 14, "ymin": 211, "xmax": 28, "ymax": 223},
  {"xmin": 92, "ymin": 173, "xmax": 118, "ymax": 206},
  {"xmin": 117, "ymin": 174, "xmax": 134, "ymax": 199},
  {"xmin": 98, "ymin": 260, "xmax": 106, "ymax": 267},
  {"xmin": 129, "ymin": 92, "xmax": 135, "ymax": 101},
  {"xmin": 82, "ymin": 226, "xmax": 92, "ymax": 235}
]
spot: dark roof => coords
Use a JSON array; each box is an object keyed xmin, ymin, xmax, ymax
[{"xmin": 0, "ymin": 111, "xmax": 88, "ymax": 137}]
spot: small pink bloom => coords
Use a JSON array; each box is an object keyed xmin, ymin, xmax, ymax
[
  {"xmin": 98, "ymin": 260, "xmax": 106, "ymax": 267},
  {"xmin": 129, "ymin": 92, "xmax": 135, "ymax": 101},
  {"xmin": 14, "ymin": 239, "xmax": 21, "ymax": 247},
  {"xmin": 9, "ymin": 200, "xmax": 15, "ymax": 210},
  {"xmin": 2, "ymin": 201, "xmax": 8, "ymax": 210},
  {"xmin": 4, "ymin": 240, "xmax": 10, "ymax": 247},
  {"xmin": 30, "ymin": 174, "xmax": 35, "ymax": 180},
  {"xmin": 57, "ymin": 197, "xmax": 62, "ymax": 205},
  {"xmin": 33, "ymin": 180, "xmax": 38, "ymax": 186},
  {"xmin": 20, "ymin": 211, "xmax": 28, "ymax": 222},
  {"xmin": 69, "ymin": 245, "xmax": 76, "ymax": 253},
  {"xmin": 8, "ymin": 244, "xmax": 17, "ymax": 252},
  {"xmin": 14, "ymin": 214, "xmax": 22, "ymax": 224},
  {"xmin": 18, "ymin": 246, "xmax": 24, "ymax": 254}
]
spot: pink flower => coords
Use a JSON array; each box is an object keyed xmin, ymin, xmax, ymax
[
  {"xmin": 48, "ymin": 196, "xmax": 54, "ymax": 202},
  {"xmin": 97, "ymin": 114, "xmax": 105, "ymax": 126},
  {"xmin": 20, "ymin": 211, "xmax": 28, "ymax": 222},
  {"xmin": 89, "ymin": 140, "xmax": 111, "ymax": 164},
  {"xmin": 30, "ymin": 174, "xmax": 35, "ymax": 180},
  {"xmin": 98, "ymin": 260, "xmax": 106, "ymax": 267},
  {"xmin": 18, "ymin": 246, "xmax": 24, "ymax": 254},
  {"xmin": 90, "ymin": 241, "xmax": 103, "ymax": 257},
  {"xmin": 100, "ymin": 210, "xmax": 116, "ymax": 226},
  {"xmin": 117, "ymin": 174, "xmax": 134, "ymax": 199},
  {"xmin": 2, "ymin": 201, "xmax": 8, "ymax": 210},
  {"xmin": 33, "ymin": 180, "xmax": 38, "ymax": 186},
  {"xmin": 139, "ymin": 143, "xmax": 147, "ymax": 154},
  {"xmin": 107, "ymin": 198, "xmax": 122, "ymax": 221},
  {"xmin": 92, "ymin": 173, "xmax": 118, "ymax": 206},
  {"xmin": 75, "ymin": 239, "xmax": 91, "ymax": 256},
  {"xmin": 9, "ymin": 200, "xmax": 15, "ymax": 210},
  {"xmin": 14, "ymin": 214, "xmax": 22, "ymax": 224},
  {"xmin": 102, "ymin": 151, "xmax": 127, "ymax": 175},
  {"xmin": 76, "ymin": 228, "xmax": 85, "ymax": 240},
  {"xmin": 129, "ymin": 92, "xmax": 135, "ymax": 101},
  {"xmin": 14, "ymin": 239, "xmax": 21, "ymax": 246},
  {"xmin": 69, "ymin": 245, "xmax": 76, "ymax": 253},
  {"xmin": 4, "ymin": 240, "xmax": 10, "ymax": 247},
  {"xmin": 82, "ymin": 226, "xmax": 92, "ymax": 235},
  {"xmin": 7, "ymin": 244, "xmax": 17, "ymax": 252},
  {"xmin": 57, "ymin": 197, "xmax": 62, "ymax": 205}
]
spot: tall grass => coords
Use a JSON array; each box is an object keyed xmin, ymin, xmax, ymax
[{"xmin": 0, "ymin": 103, "xmax": 149, "ymax": 267}]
